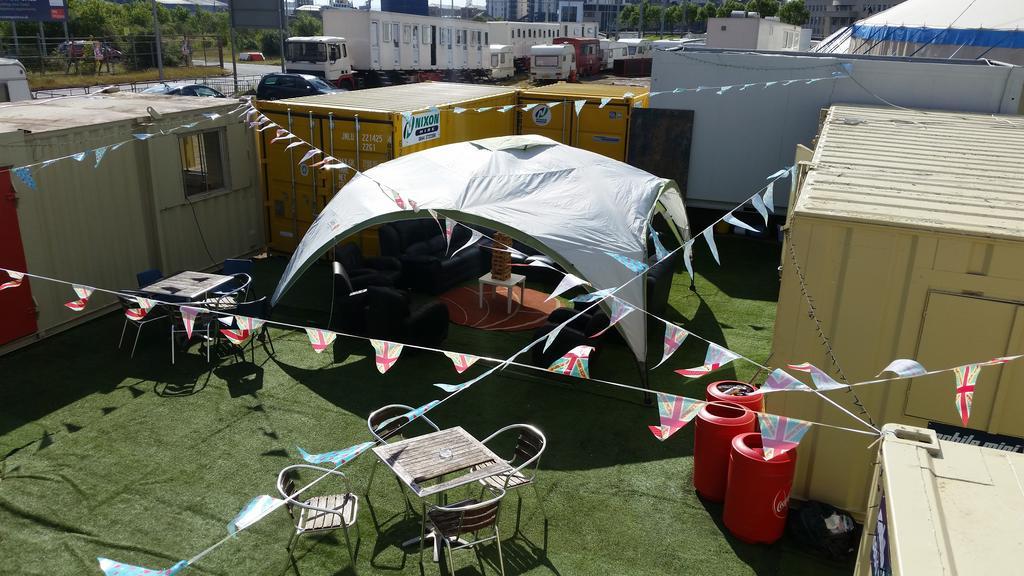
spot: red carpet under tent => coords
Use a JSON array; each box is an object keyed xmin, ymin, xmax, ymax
[{"xmin": 439, "ymin": 285, "xmax": 563, "ymax": 331}]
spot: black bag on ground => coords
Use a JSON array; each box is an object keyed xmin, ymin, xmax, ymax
[{"xmin": 787, "ymin": 500, "xmax": 860, "ymax": 560}]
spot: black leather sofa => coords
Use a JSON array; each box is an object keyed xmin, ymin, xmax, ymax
[
  {"xmin": 378, "ymin": 219, "xmax": 484, "ymax": 295},
  {"xmin": 364, "ymin": 286, "xmax": 450, "ymax": 348},
  {"xmin": 336, "ymin": 243, "xmax": 402, "ymax": 287}
]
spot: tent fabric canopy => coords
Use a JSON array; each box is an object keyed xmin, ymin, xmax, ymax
[{"xmin": 271, "ymin": 135, "xmax": 690, "ymax": 364}]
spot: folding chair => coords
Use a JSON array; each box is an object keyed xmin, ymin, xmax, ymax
[
  {"xmin": 475, "ymin": 424, "xmax": 549, "ymax": 535},
  {"xmin": 365, "ymin": 404, "xmax": 441, "ymax": 514}
]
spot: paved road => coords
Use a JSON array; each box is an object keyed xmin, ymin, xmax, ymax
[{"xmin": 196, "ymin": 59, "xmax": 281, "ymax": 77}]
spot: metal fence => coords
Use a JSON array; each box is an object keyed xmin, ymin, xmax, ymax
[
  {"xmin": 30, "ymin": 74, "xmax": 264, "ymax": 99},
  {"xmin": 0, "ymin": 34, "xmax": 226, "ymax": 74}
]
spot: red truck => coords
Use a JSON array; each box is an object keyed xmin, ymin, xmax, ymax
[{"xmin": 553, "ymin": 37, "xmax": 601, "ymax": 79}]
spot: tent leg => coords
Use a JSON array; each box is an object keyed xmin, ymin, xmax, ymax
[{"xmin": 638, "ymin": 360, "xmax": 652, "ymax": 405}]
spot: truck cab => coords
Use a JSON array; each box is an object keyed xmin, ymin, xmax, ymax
[
  {"xmin": 284, "ymin": 36, "xmax": 357, "ymax": 90},
  {"xmin": 529, "ymin": 44, "xmax": 576, "ymax": 83}
]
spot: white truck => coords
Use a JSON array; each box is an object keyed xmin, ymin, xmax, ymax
[
  {"xmin": 0, "ymin": 59, "xmax": 31, "ymax": 102},
  {"xmin": 529, "ymin": 44, "xmax": 576, "ymax": 83},
  {"xmin": 283, "ymin": 36, "xmax": 358, "ymax": 90}
]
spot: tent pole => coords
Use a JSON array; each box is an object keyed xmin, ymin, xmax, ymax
[{"xmin": 638, "ymin": 360, "xmax": 651, "ymax": 405}]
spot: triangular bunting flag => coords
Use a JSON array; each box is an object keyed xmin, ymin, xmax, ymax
[
  {"xmin": 94, "ymin": 146, "xmax": 109, "ymax": 168},
  {"xmin": 125, "ymin": 296, "xmax": 157, "ymax": 321},
  {"xmin": 375, "ymin": 400, "xmax": 441, "ymax": 431},
  {"xmin": 475, "ymin": 107, "xmax": 493, "ymax": 113},
  {"xmin": 435, "ymin": 367, "xmax": 494, "ymax": 393},
  {"xmin": 451, "ymin": 228, "xmax": 482, "ymax": 257},
  {"xmin": 97, "ymin": 557, "xmax": 188, "ymax": 576},
  {"xmin": 271, "ymin": 132, "xmax": 295, "ymax": 144},
  {"xmin": 498, "ymin": 105, "xmax": 516, "ymax": 113},
  {"xmin": 1, "ymin": 270, "xmax": 25, "ymax": 291},
  {"xmin": 236, "ymin": 316, "xmax": 265, "ymax": 333},
  {"xmin": 683, "ymin": 241, "xmax": 694, "ymax": 280},
  {"xmin": 787, "ymin": 362, "xmax": 846, "ymax": 391},
  {"xmin": 13, "ymin": 167, "xmax": 36, "ymax": 190},
  {"xmin": 877, "ymin": 359, "xmax": 927, "ymax": 378},
  {"xmin": 547, "ymin": 345, "xmax": 594, "ymax": 378},
  {"xmin": 758, "ymin": 413, "xmax": 812, "ymax": 460},
  {"xmin": 521, "ymin": 103, "xmax": 539, "ymax": 111},
  {"xmin": 298, "ymin": 149, "xmax": 321, "ymax": 165},
  {"xmin": 723, "ymin": 212, "xmax": 758, "ymax": 233},
  {"xmin": 547, "ymin": 101, "xmax": 562, "ymax": 109},
  {"xmin": 203, "ymin": 112, "xmax": 222, "ymax": 121},
  {"xmin": 982, "ymin": 355, "xmax": 1023, "ymax": 366},
  {"xmin": 953, "ymin": 364, "xmax": 981, "ymax": 426},
  {"xmin": 393, "ymin": 190, "xmax": 406, "ymax": 209},
  {"xmin": 371, "ymin": 339, "xmax": 404, "ymax": 373},
  {"xmin": 572, "ymin": 288, "xmax": 614, "ymax": 303},
  {"xmin": 180, "ymin": 306, "xmax": 203, "ymax": 339},
  {"xmin": 64, "ymin": 285, "xmax": 94, "ymax": 311},
  {"xmin": 648, "ymin": 393, "xmax": 704, "ymax": 441},
  {"xmin": 763, "ymin": 181, "xmax": 775, "ymax": 214},
  {"xmin": 675, "ymin": 343, "xmax": 740, "ymax": 378},
  {"xmin": 72, "ymin": 151, "xmax": 88, "ymax": 162},
  {"xmin": 285, "ymin": 141, "xmax": 305, "ymax": 150},
  {"xmin": 599, "ymin": 97, "xmax": 612, "ymax": 108},
  {"xmin": 305, "ymin": 328, "xmax": 337, "ymax": 353},
  {"xmin": 545, "ymin": 273, "xmax": 589, "ymax": 302},
  {"xmin": 591, "ymin": 298, "xmax": 635, "ymax": 338},
  {"xmin": 650, "ymin": 225, "xmax": 670, "ymax": 261},
  {"xmin": 574, "ymin": 99, "xmax": 586, "ymax": 116},
  {"xmin": 132, "ymin": 133, "xmax": 155, "ymax": 141},
  {"xmin": 297, "ymin": 441, "xmax": 375, "ymax": 466},
  {"xmin": 656, "ymin": 323, "xmax": 688, "ymax": 369},
  {"xmin": 751, "ymin": 193, "xmax": 769, "ymax": 226},
  {"xmin": 542, "ymin": 322, "xmax": 565, "ymax": 352},
  {"xmin": 453, "ymin": 107, "xmax": 467, "ymax": 114},
  {"xmin": 605, "ymin": 251, "xmax": 648, "ymax": 274},
  {"xmin": 444, "ymin": 218, "xmax": 456, "ymax": 251},
  {"xmin": 443, "ymin": 351, "xmax": 479, "ymax": 374},
  {"xmin": 702, "ymin": 228, "xmax": 720, "ymax": 265},
  {"xmin": 228, "ymin": 495, "xmax": 286, "ymax": 536},
  {"xmin": 758, "ymin": 368, "xmax": 813, "ymax": 393},
  {"xmin": 258, "ymin": 122, "xmax": 277, "ymax": 132},
  {"xmin": 220, "ymin": 327, "xmax": 252, "ymax": 346},
  {"xmin": 716, "ymin": 85, "xmax": 733, "ymax": 95}
]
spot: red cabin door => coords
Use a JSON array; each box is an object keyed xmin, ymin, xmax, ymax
[{"xmin": 0, "ymin": 168, "xmax": 37, "ymax": 346}]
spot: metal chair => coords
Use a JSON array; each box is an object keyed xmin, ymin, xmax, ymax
[
  {"xmin": 168, "ymin": 305, "xmax": 216, "ymax": 364},
  {"xmin": 276, "ymin": 464, "xmax": 361, "ymax": 573},
  {"xmin": 136, "ymin": 268, "xmax": 162, "ymax": 288},
  {"xmin": 421, "ymin": 485, "xmax": 506, "ymax": 576},
  {"xmin": 118, "ymin": 291, "xmax": 169, "ymax": 358},
  {"xmin": 220, "ymin": 296, "xmax": 274, "ymax": 363},
  {"xmin": 212, "ymin": 258, "xmax": 254, "ymax": 300},
  {"xmin": 475, "ymin": 424, "xmax": 548, "ymax": 535},
  {"xmin": 365, "ymin": 404, "xmax": 441, "ymax": 512}
]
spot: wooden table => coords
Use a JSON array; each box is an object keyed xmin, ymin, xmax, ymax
[
  {"xmin": 478, "ymin": 272, "xmax": 527, "ymax": 314},
  {"xmin": 373, "ymin": 427, "xmax": 511, "ymax": 560},
  {"xmin": 139, "ymin": 271, "xmax": 233, "ymax": 301}
]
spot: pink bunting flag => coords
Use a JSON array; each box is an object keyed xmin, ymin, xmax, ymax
[
  {"xmin": 371, "ymin": 339, "xmax": 404, "ymax": 373},
  {"xmin": 655, "ymin": 322, "xmax": 688, "ymax": 368},
  {"xmin": 125, "ymin": 296, "xmax": 156, "ymax": 320},
  {"xmin": 590, "ymin": 298, "xmax": 635, "ymax": 338},
  {"xmin": 97, "ymin": 557, "xmax": 188, "ymax": 576},
  {"xmin": 220, "ymin": 315, "xmax": 264, "ymax": 346},
  {"xmin": 305, "ymin": 328, "xmax": 336, "ymax": 353},
  {"xmin": 787, "ymin": 362, "xmax": 845, "ymax": 391},
  {"xmin": 393, "ymin": 191, "xmax": 406, "ymax": 209},
  {"xmin": 953, "ymin": 364, "xmax": 981, "ymax": 426},
  {"xmin": 547, "ymin": 345, "xmax": 594, "ymax": 379},
  {"xmin": 981, "ymin": 355, "xmax": 1022, "ymax": 366},
  {"xmin": 0, "ymin": 270, "xmax": 25, "ymax": 291},
  {"xmin": 675, "ymin": 343, "xmax": 740, "ymax": 378},
  {"xmin": 444, "ymin": 218, "xmax": 456, "ymax": 251},
  {"xmin": 180, "ymin": 306, "xmax": 203, "ymax": 339},
  {"xmin": 758, "ymin": 413, "xmax": 812, "ymax": 460},
  {"xmin": 64, "ymin": 285, "xmax": 94, "ymax": 311},
  {"xmin": 649, "ymin": 393, "xmax": 704, "ymax": 441},
  {"xmin": 758, "ymin": 368, "xmax": 812, "ymax": 393},
  {"xmin": 443, "ymin": 351, "xmax": 479, "ymax": 373},
  {"xmin": 545, "ymin": 273, "xmax": 589, "ymax": 302}
]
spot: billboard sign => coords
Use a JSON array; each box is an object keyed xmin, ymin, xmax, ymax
[
  {"xmin": 230, "ymin": 0, "xmax": 282, "ymax": 30},
  {"xmin": 0, "ymin": 0, "xmax": 67, "ymax": 21}
]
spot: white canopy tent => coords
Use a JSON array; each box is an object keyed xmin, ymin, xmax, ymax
[
  {"xmin": 814, "ymin": 0, "xmax": 1024, "ymax": 66},
  {"xmin": 271, "ymin": 135, "xmax": 690, "ymax": 366}
]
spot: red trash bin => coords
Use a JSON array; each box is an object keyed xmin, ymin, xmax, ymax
[
  {"xmin": 723, "ymin": 432, "xmax": 798, "ymax": 544},
  {"xmin": 706, "ymin": 381, "xmax": 764, "ymax": 414},
  {"xmin": 693, "ymin": 402, "xmax": 756, "ymax": 502}
]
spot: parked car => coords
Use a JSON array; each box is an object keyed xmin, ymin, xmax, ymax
[
  {"xmin": 142, "ymin": 83, "xmax": 226, "ymax": 98},
  {"xmin": 256, "ymin": 73, "xmax": 344, "ymax": 101}
]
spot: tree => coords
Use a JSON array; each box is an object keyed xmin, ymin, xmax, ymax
[
  {"xmin": 642, "ymin": 2, "xmax": 663, "ymax": 32},
  {"xmin": 695, "ymin": 4, "xmax": 715, "ymax": 22},
  {"xmin": 717, "ymin": 0, "xmax": 745, "ymax": 18},
  {"xmin": 289, "ymin": 13, "xmax": 322, "ymax": 37},
  {"xmin": 684, "ymin": 3, "xmax": 699, "ymax": 27},
  {"xmin": 619, "ymin": 4, "xmax": 639, "ymax": 29},
  {"xmin": 745, "ymin": 0, "xmax": 779, "ymax": 17},
  {"xmin": 665, "ymin": 4, "xmax": 683, "ymax": 31},
  {"xmin": 778, "ymin": 0, "xmax": 809, "ymax": 25}
]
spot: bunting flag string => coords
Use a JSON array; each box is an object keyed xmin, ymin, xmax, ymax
[
  {"xmin": 305, "ymin": 328, "xmax": 337, "ymax": 354},
  {"xmin": 548, "ymin": 345, "xmax": 594, "ymax": 378},
  {"xmin": 759, "ymin": 368, "xmax": 812, "ymax": 393},
  {"xmin": 443, "ymin": 351, "xmax": 479, "ymax": 374},
  {"xmin": 758, "ymin": 413, "xmax": 813, "ymax": 461},
  {"xmin": 649, "ymin": 392, "xmax": 704, "ymax": 441},
  {"xmin": 675, "ymin": 343, "xmax": 741, "ymax": 378},
  {"xmin": 787, "ymin": 362, "xmax": 846, "ymax": 391},
  {"xmin": 545, "ymin": 272, "xmax": 589, "ymax": 302},
  {"xmin": 227, "ymin": 495, "xmax": 286, "ymax": 536},
  {"xmin": 97, "ymin": 557, "xmax": 189, "ymax": 576},
  {"xmin": 297, "ymin": 441, "xmax": 376, "ymax": 466},
  {"xmin": 371, "ymin": 339, "xmax": 404, "ymax": 374},
  {"xmin": 590, "ymin": 298, "xmax": 635, "ymax": 338},
  {"xmin": 375, "ymin": 401, "xmax": 441, "ymax": 432},
  {"xmin": 63, "ymin": 285, "xmax": 94, "ymax": 311},
  {"xmin": 953, "ymin": 364, "xmax": 980, "ymax": 426},
  {"xmin": 723, "ymin": 212, "xmax": 759, "ymax": 234},
  {"xmin": 656, "ymin": 322, "xmax": 689, "ymax": 369}
]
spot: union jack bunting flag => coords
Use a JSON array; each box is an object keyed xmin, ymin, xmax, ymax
[
  {"xmin": 604, "ymin": 251, "xmax": 648, "ymax": 274},
  {"xmin": 759, "ymin": 368, "xmax": 812, "ymax": 393},
  {"xmin": 64, "ymin": 285, "xmax": 94, "ymax": 311},
  {"xmin": 297, "ymin": 441, "xmax": 375, "ymax": 466},
  {"xmin": 675, "ymin": 343, "xmax": 740, "ymax": 378},
  {"xmin": 371, "ymin": 340, "xmax": 404, "ymax": 374},
  {"xmin": 228, "ymin": 495, "xmax": 286, "ymax": 536},
  {"xmin": 877, "ymin": 358, "xmax": 927, "ymax": 378},
  {"xmin": 305, "ymin": 328, "xmax": 337, "ymax": 354},
  {"xmin": 787, "ymin": 362, "xmax": 845, "ymax": 391},
  {"xmin": 649, "ymin": 393, "xmax": 704, "ymax": 441},
  {"xmin": 443, "ymin": 351, "xmax": 479, "ymax": 373},
  {"xmin": 97, "ymin": 557, "xmax": 188, "ymax": 576},
  {"xmin": 1, "ymin": 270, "xmax": 25, "ymax": 291},
  {"xmin": 180, "ymin": 306, "xmax": 203, "ymax": 340},
  {"xmin": 655, "ymin": 322, "xmax": 688, "ymax": 368},
  {"xmin": 547, "ymin": 345, "xmax": 595, "ymax": 379},
  {"xmin": 953, "ymin": 364, "xmax": 981, "ymax": 426},
  {"xmin": 220, "ymin": 327, "xmax": 251, "ymax": 346},
  {"xmin": 590, "ymin": 299, "xmax": 635, "ymax": 338},
  {"xmin": 758, "ymin": 413, "xmax": 812, "ymax": 461},
  {"xmin": 376, "ymin": 400, "xmax": 441, "ymax": 431},
  {"xmin": 124, "ymin": 296, "xmax": 157, "ymax": 321},
  {"xmin": 393, "ymin": 191, "xmax": 406, "ymax": 209}
]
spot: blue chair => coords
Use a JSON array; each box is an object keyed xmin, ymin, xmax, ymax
[
  {"xmin": 212, "ymin": 259, "xmax": 254, "ymax": 301},
  {"xmin": 136, "ymin": 268, "xmax": 162, "ymax": 288},
  {"xmin": 223, "ymin": 258, "xmax": 254, "ymax": 276}
]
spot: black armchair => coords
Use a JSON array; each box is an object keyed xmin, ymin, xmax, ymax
[
  {"xmin": 531, "ymin": 306, "xmax": 609, "ymax": 369},
  {"xmin": 336, "ymin": 243, "xmax": 402, "ymax": 287},
  {"xmin": 364, "ymin": 286, "xmax": 449, "ymax": 348},
  {"xmin": 378, "ymin": 219, "xmax": 483, "ymax": 295}
]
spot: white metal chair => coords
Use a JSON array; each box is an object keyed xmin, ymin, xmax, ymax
[
  {"xmin": 421, "ymin": 485, "xmax": 506, "ymax": 576},
  {"xmin": 475, "ymin": 424, "xmax": 548, "ymax": 534},
  {"xmin": 364, "ymin": 404, "xmax": 441, "ymax": 512},
  {"xmin": 117, "ymin": 292, "xmax": 169, "ymax": 358},
  {"xmin": 276, "ymin": 464, "xmax": 361, "ymax": 573}
]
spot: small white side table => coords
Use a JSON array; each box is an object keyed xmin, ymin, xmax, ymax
[{"xmin": 478, "ymin": 272, "xmax": 526, "ymax": 314}]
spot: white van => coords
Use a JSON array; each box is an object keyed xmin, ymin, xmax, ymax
[
  {"xmin": 599, "ymin": 39, "xmax": 626, "ymax": 70},
  {"xmin": 0, "ymin": 59, "xmax": 31, "ymax": 102},
  {"xmin": 529, "ymin": 44, "xmax": 575, "ymax": 83},
  {"xmin": 618, "ymin": 38, "xmax": 652, "ymax": 59},
  {"xmin": 489, "ymin": 44, "xmax": 514, "ymax": 79}
]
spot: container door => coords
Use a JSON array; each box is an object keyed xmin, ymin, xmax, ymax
[
  {"xmin": 518, "ymin": 99, "xmax": 571, "ymax": 145},
  {"xmin": 262, "ymin": 111, "xmax": 322, "ymax": 252},
  {"xmin": 574, "ymin": 99, "xmax": 630, "ymax": 160},
  {"xmin": 412, "ymin": 25, "xmax": 420, "ymax": 66},
  {"xmin": 371, "ymin": 21, "xmax": 380, "ymax": 68},
  {"xmin": 430, "ymin": 25, "xmax": 437, "ymax": 66},
  {"xmin": 905, "ymin": 291, "xmax": 1024, "ymax": 433},
  {"xmin": 0, "ymin": 168, "xmax": 38, "ymax": 346}
]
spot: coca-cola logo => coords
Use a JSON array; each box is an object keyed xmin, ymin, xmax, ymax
[{"xmin": 772, "ymin": 489, "xmax": 790, "ymax": 518}]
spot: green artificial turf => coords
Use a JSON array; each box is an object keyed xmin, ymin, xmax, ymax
[{"xmin": 0, "ymin": 235, "xmax": 854, "ymax": 576}]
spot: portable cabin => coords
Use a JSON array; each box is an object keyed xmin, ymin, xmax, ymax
[
  {"xmin": 517, "ymin": 82, "xmax": 649, "ymax": 161},
  {"xmin": 486, "ymin": 21, "xmax": 562, "ymax": 69},
  {"xmin": 599, "ymin": 39, "xmax": 626, "ymax": 70},
  {"xmin": 618, "ymin": 38, "xmax": 652, "ymax": 59},
  {"xmin": 0, "ymin": 58, "xmax": 30, "ymax": 102},
  {"xmin": 0, "ymin": 93, "xmax": 261, "ymax": 352},
  {"xmin": 255, "ymin": 83, "xmax": 517, "ymax": 253},
  {"xmin": 529, "ymin": 44, "xmax": 577, "ymax": 83},
  {"xmin": 553, "ymin": 37, "xmax": 602, "ymax": 77},
  {"xmin": 770, "ymin": 104, "xmax": 1024, "ymax": 519},
  {"xmin": 560, "ymin": 21, "xmax": 601, "ymax": 38},
  {"xmin": 489, "ymin": 44, "xmax": 515, "ymax": 79}
]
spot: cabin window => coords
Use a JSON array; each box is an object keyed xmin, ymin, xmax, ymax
[
  {"xmin": 392, "ymin": 23, "xmax": 400, "ymax": 46},
  {"xmin": 491, "ymin": 54, "xmax": 498, "ymax": 67},
  {"xmin": 179, "ymin": 130, "xmax": 226, "ymax": 197},
  {"xmin": 535, "ymin": 55, "xmax": 557, "ymax": 66},
  {"xmin": 403, "ymin": 25, "xmax": 411, "ymax": 44},
  {"xmin": 500, "ymin": 52, "xmax": 505, "ymax": 64},
  {"xmin": 383, "ymin": 22, "xmax": 391, "ymax": 42},
  {"xmin": 422, "ymin": 25, "xmax": 431, "ymax": 44},
  {"xmin": 329, "ymin": 44, "xmax": 341, "ymax": 61}
]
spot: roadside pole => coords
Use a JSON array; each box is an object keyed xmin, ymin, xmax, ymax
[{"xmin": 151, "ymin": 0, "xmax": 164, "ymax": 81}]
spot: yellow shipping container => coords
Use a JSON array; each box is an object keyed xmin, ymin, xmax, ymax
[
  {"xmin": 257, "ymin": 82, "xmax": 518, "ymax": 253},
  {"xmin": 517, "ymin": 83, "xmax": 649, "ymax": 161},
  {"xmin": 771, "ymin": 104, "xmax": 1024, "ymax": 519}
]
